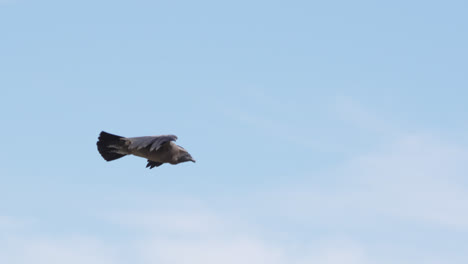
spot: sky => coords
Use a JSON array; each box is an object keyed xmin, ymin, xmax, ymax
[{"xmin": 1, "ymin": 0, "xmax": 468, "ymax": 263}]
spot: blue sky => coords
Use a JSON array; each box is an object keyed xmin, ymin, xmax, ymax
[{"xmin": 1, "ymin": 0, "xmax": 467, "ymax": 263}]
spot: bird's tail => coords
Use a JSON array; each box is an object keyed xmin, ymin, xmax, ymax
[{"xmin": 97, "ymin": 131, "xmax": 128, "ymax": 161}]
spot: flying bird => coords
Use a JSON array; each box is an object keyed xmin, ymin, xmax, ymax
[{"xmin": 97, "ymin": 131, "xmax": 195, "ymax": 169}]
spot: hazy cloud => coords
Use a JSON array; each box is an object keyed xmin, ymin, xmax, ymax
[{"xmin": 261, "ymin": 133, "xmax": 468, "ymax": 231}]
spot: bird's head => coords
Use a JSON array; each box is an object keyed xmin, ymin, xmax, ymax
[{"xmin": 177, "ymin": 148, "xmax": 196, "ymax": 163}]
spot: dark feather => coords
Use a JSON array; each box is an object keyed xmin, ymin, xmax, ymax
[
  {"xmin": 146, "ymin": 160, "xmax": 163, "ymax": 169},
  {"xmin": 96, "ymin": 131, "xmax": 127, "ymax": 161},
  {"xmin": 128, "ymin": 135, "xmax": 178, "ymax": 151}
]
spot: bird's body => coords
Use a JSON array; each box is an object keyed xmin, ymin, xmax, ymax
[
  {"xmin": 129, "ymin": 140, "xmax": 180, "ymax": 164},
  {"xmin": 97, "ymin": 131, "xmax": 195, "ymax": 169}
]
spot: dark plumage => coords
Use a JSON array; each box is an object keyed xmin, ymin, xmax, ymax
[{"xmin": 97, "ymin": 131, "xmax": 195, "ymax": 169}]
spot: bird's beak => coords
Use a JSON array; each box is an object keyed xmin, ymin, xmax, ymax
[{"xmin": 191, "ymin": 158, "xmax": 196, "ymax": 163}]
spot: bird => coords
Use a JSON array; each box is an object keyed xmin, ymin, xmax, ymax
[{"xmin": 97, "ymin": 131, "xmax": 195, "ymax": 169}]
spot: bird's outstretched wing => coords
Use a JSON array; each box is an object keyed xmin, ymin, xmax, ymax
[{"xmin": 127, "ymin": 135, "xmax": 178, "ymax": 152}]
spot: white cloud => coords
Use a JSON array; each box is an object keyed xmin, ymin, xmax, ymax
[
  {"xmin": 0, "ymin": 237, "xmax": 120, "ymax": 264},
  {"xmin": 264, "ymin": 133, "xmax": 468, "ymax": 230},
  {"xmin": 2, "ymin": 187, "xmax": 467, "ymax": 264},
  {"xmin": 139, "ymin": 237, "xmax": 286, "ymax": 264},
  {"xmin": 344, "ymin": 134, "xmax": 468, "ymax": 229},
  {"xmin": 298, "ymin": 240, "xmax": 369, "ymax": 264},
  {"xmin": 0, "ymin": 215, "xmax": 20, "ymax": 229},
  {"xmin": 332, "ymin": 95, "xmax": 400, "ymax": 136},
  {"xmin": 0, "ymin": 215, "xmax": 36, "ymax": 232},
  {"xmin": 0, "ymin": 210, "xmax": 372, "ymax": 264},
  {"xmin": 111, "ymin": 208, "xmax": 226, "ymax": 236},
  {"xmin": 112, "ymin": 207, "xmax": 376, "ymax": 264},
  {"xmin": 2, "ymin": 97, "xmax": 467, "ymax": 264}
]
